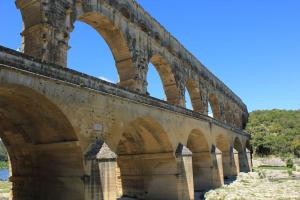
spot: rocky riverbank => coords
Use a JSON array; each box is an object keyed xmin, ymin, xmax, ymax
[{"xmin": 205, "ymin": 157, "xmax": 300, "ymax": 200}]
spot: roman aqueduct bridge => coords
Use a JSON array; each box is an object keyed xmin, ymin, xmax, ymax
[{"xmin": 0, "ymin": 0, "xmax": 251, "ymax": 199}]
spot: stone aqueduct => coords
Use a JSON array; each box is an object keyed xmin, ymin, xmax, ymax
[{"xmin": 0, "ymin": 0, "xmax": 251, "ymax": 200}]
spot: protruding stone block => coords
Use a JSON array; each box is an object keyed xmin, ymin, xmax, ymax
[
  {"xmin": 232, "ymin": 148, "xmax": 240, "ymax": 176},
  {"xmin": 84, "ymin": 140, "xmax": 117, "ymax": 200},
  {"xmin": 176, "ymin": 143, "xmax": 194, "ymax": 200},
  {"xmin": 246, "ymin": 148, "xmax": 253, "ymax": 172},
  {"xmin": 211, "ymin": 146, "xmax": 224, "ymax": 187},
  {"xmin": 97, "ymin": 143, "xmax": 117, "ymax": 200}
]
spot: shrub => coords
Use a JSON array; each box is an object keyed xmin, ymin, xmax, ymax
[{"xmin": 286, "ymin": 158, "xmax": 294, "ymax": 169}]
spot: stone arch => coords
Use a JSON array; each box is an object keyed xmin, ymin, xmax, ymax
[
  {"xmin": 0, "ymin": 85, "xmax": 85, "ymax": 200},
  {"xmin": 116, "ymin": 117, "xmax": 178, "ymax": 200},
  {"xmin": 186, "ymin": 80, "xmax": 204, "ymax": 112},
  {"xmin": 149, "ymin": 55, "xmax": 182, "ymax": 105},
  {"xmin": 187, "ymin": 129, "xmax": 214, "ymax": 194},
  {"xmin": 234, "ymin": 137, "xmax": 248, "ymax": 172},
  {"xmin": 208, "ymin": 93, "xmax": 221, "ymax": 120},
  {"xmin": 75, "ymin": 12, "xmax": 136, "ymax": 89},
  {"xmin": 216, "ymin": 134, "xmax": 232, "ymax": 181}
]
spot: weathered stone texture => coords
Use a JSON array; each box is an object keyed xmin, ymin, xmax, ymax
[
  {"xmin": 16, "ymin": 0, "xmax": 248, "ymax": 130},
  {"xmin": 0, "ymin": 46, "xmax": 251, "ymax": 200},
  {"xmin": 0, "ymin": 0, "xmax": 252, "ymax": 199}
]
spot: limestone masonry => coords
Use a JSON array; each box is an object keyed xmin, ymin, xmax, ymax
[{"xmin": 0, "ymin": 0, "xmax": 251, "ymax": 199}]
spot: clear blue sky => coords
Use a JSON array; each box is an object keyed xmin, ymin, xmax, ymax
[{"xmin": 0, "ymin": 1, "xmax": 299, "ymax": 112}]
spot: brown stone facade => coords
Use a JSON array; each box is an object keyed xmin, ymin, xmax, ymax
[{"xmin": 0, "ymin": 0, "xmax": 251, "ymax": 199}]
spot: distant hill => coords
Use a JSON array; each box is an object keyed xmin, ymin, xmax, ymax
[{"xmin": 246, "ymin": 109, "xmax": 300, "ymax": 157}]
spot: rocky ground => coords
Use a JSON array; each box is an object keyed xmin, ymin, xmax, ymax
[
  {"xmin": 0, "ymin": 193, "xmax": 8, "ymax": 200},
  {"xmin": 0, "ymin": 181, "xmax": 10, "ymax": 200},
  {"xmin": 205, "ymin": 158, "xmax": 300, "ymax": 200}
]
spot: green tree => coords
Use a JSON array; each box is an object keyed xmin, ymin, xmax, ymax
[{"xmin": 246, "ymin": 109, "xmax": 300, "ymax": 157}]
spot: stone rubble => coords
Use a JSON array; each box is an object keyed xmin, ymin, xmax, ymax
[{"xmin": 205, "ymin": 172, "xmax": 300, "ymax": 200}]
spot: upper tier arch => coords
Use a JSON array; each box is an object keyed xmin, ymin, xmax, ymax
[{"xmin": 16, "ymin": 0, "xmax": 248, "ymax": 129}]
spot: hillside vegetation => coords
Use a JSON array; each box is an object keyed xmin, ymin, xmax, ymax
[
  {"xmin": 0, "ymin": 141, "xmax": 7, "ymax": 162},
  {"xmin": 0, "ymin": 141, "xmax": 8, "ymax": 169},
  {"xmin": 246, "ymin": 109, "xmax": 300, "ymax": 157}
]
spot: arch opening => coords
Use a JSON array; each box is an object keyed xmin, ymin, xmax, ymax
[
  {"xmin": 149, "ymin": 55, "xmax": 182, "ymax": 105},
  {"xmin": 116, "ymin": 118, "xmax": 178, "ymax": 200},
  {"xmin": 68, "ymin": 21, "xmax": 118, "ymax": 83},
  {"xmin": 69, "ymin": 12, "xmax": 136, "ymax": 87},
  {"xmin": 185, "ymin": 88, "xmax": 193, "ymax": 110},
  {"xmin": 147, "ymin": 63, "xmax": 166, "ymax": 100},
  {"xmin": 216, "ymin": 135, "xmax": 232, "ymax": 182},
  {"xmin": 234, "ymin": 138, "xmax": 249, "ymax": 173},
  {"xmin": 208, "ymin": 102, "xmax": 214, "ymax": 117},
  {"xmin": 0, "ymin": 85, "xmax": 85, "ymax": 200},
  {"xmin": 187, "ymin": 130, "xmax": 213, "ymax": 197},
  {"xmin": 208, "ymin": 94, "xmax": 221, "ymax": 119}
]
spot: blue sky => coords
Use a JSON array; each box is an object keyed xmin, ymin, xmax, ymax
[{"xmin": 0, "ymin": 1, "xmax": 299, "ymax": 112}]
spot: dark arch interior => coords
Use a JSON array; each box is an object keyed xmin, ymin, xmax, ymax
[
  {"xmin": 216, "ymin": 135, "xmax": 231, "ymax": 180},
  {"xmin": 234, "ymin": 138, "xmax": 250, "ymax": 172},
  {"xmin": 187, "ymin": 130, "xmax": 214, "ymax": 194},
  {"xmin": 0, "ymin": 85, "xmax": 84, "ymax": 200},
  {"xmin": 116, "ymin": 118, "xmax": 178, "ymax": 200}
]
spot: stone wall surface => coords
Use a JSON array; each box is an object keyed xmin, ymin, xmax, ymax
[
  {"xmin": 0, "ymin": 0, "xmax": 252, "ymax": 199},
  {"xmin": 0, "ymin": 45, "xmax": 251, "ymax": 200}
]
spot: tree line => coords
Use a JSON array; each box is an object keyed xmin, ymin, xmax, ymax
[
  {"xmin": 0, "ymin": 140, "xmax": 7, "ymax": 162},
  {"xmin": 246, "ymin": 109, "xmax": 300, "ymax": 157}
]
